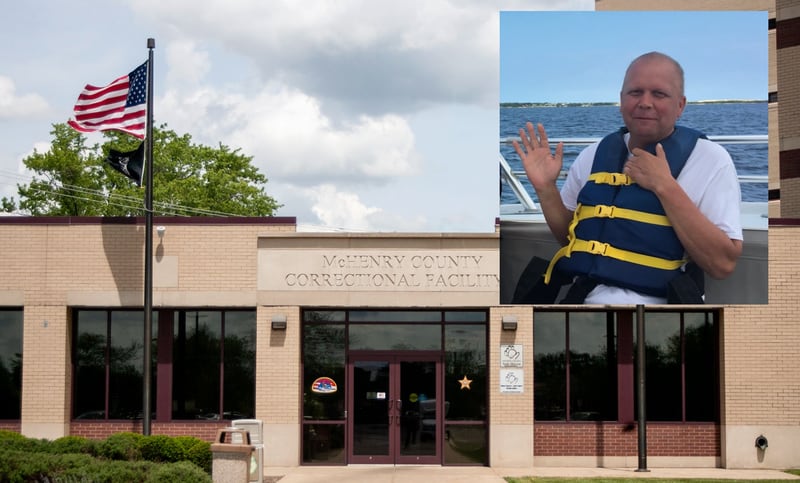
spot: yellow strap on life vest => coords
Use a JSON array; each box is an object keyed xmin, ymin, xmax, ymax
[
  {"xmin": 574, "ymin": 204, "xmax": 671, "ymax": 227},
  {"xmin": 544, "ymin": 239, "xmax": 686, "ymax": 284},
  {"xmin": 543, "ymin": 203, "xmax": 684, "ymax": 284},
  {"xmin": 588, "ymin": 171, "xmax": 634, "ymax": 186}
]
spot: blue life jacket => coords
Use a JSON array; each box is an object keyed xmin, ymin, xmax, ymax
[{"xmin": 545, "ymin": 125, "xmax": 706, "ymax": 297}]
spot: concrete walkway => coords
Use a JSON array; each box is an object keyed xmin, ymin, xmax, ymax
[{"xmin": 263, "ymin": 465, "xmax": 800, "ymax": 482}]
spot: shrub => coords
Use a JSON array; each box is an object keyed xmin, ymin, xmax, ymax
[
  {"xmin": 140, "ymin": 434, "xmax": 184, "ymax": 463},
  {"xmin": 48, "ymin": 435, "xmax": 97, "ymax": 455},
  {"xmin": 97, "ymin": 431, "xmax": 145, "ymax": 460},
  {"xmin": 0, "ymin": 431, "xmax": 213, "ymax": 481},
  {"xmin": 0, "ymin": 449, "xmax": 95, "ymax": 483},
  {"xmin": 59, "ymin": 459, "xmax": 152, "ymax": 482},
  {"xmin": 146, "ymin": 460, "xmax": 212, "ymax": 483},
  {"xmin": 173, "ymin": 435, "xmax": 212, "ymax": 473},
  {"xmin": 0, "ymin": 429, "xmax": 48, "ymax": 453}
]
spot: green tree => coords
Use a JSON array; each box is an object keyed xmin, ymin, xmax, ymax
[{"xmin": 3, "ymin": 123, "xmax": 280, "ymax": 216}]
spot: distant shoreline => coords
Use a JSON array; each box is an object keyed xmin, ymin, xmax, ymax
[{"xmin": 500, "ymin": 100, "xmax": 766, "ymax": 108}]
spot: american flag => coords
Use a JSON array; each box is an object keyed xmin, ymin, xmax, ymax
[{"xmin": 68, "ymin": 61, "xmax": 148, "ymax": 139}]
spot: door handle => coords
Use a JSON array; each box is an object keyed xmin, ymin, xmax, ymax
[{"xmin": 396, "ymin": 399, "xmax": 402, "ymax": 410}]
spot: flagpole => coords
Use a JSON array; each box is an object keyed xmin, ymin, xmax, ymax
[{"xmin": 143, "ymin": 37, "xmax": 155, "ymax": 436}]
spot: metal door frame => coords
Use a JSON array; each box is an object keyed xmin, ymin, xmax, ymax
[{"xmin": 346, "ymin": 351, "xmax": 442, "ymax": 465}]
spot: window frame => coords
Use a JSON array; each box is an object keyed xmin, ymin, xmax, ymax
[{"xmin": 533, "ymin": 308, "xmax": 719, "ymax": 424}]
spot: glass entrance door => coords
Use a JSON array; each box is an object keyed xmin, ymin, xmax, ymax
[{"xmin": 349, "ymin": 354, "xmax": 441, "ymax": 464}]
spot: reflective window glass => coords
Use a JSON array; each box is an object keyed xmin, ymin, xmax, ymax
[
  {"xmin": 348, "ymin": 324, "xmax": 441, "ymax": 350},
  {"xmin": 0, "ymin": 310, "xmax": 23, "ymax": 419},
  {"xmin": 638, "ymin": 312, "xmax": 681, "ymax": 421},
  {"xmin": 304, "ymin": 324, "xmax": 345, "ymax": 420},
  {"xmin": 534, "ymin": 312, "xmax": 567, "ymax": 421},
  {"xmin": 223, "ymin": 311, "xmax": 257, "ymax": 420},
  {"xmin": 173, "ymin": 311, "xmax": 221, "ymax": 420},
  {"xmin": 303, "ymin": 424, "xmax": 345, "ymax": 464},
  {"xmin": 443, "ymin": 424, "xmax": 487, "ymax": 465},
  {"xmin": 445, "ymin": 325, "xmax": 486, "ymax": 421},
  {"xmin": 348, "ymin": 311, "xmax": 442, "ymax": 323},
  {"xmin": 685, "ymin": 312, "xmax": 716, "ymax": 421},
  {"xmin": 569, "ymin": 312, "xmax": 616, "ymax": 421},
  {"xmin": 74, "ymin": 311, "xmax": 108, "ymax": 419},
  {"xmin": 108, "ymin": 311, "xmax": 144, "ymax": 419}
]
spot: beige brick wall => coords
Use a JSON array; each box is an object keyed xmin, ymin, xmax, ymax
[
  {"xmin": 0, "ymin": 221, "xmax": 293, "ymax": 302},
  {"xmin": 489, "ymin": 306, "xmax": 534, "ymax": 467},
  {"xmin": 722, "ymin": 225, "xmax": 800, "ymax": 427},
  {"xmin": 20, "ymin": 305, "xmax": 71, "ymax": 440},
  {"xmin": 1, "ymin": 219, "xmax": 294, "ymax": 441},
  {"xmin": 778, "ymin": 46, "xmax": 800, "ymax": 141},
  {"xmin": 256, "ymin": 304, "xmax": 301, "ymax": 466}
]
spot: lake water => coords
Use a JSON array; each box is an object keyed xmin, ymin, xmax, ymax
[{"xmin": 499, "ymin": 102, "xmax": 768, "ymax": 204}]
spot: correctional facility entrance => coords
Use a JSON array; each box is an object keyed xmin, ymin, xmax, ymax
[
  {"xmin": 302, "ymin": 309, "xmax": 488, "ymax": 466},
  {"xmin": 349, "ymin": 353, "xmax": 442, "ymax": 464}
]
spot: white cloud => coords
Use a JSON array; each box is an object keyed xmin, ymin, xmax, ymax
[
  {"xmin": 165, "ymin": 39, "xmax": 211, "ymax": 87},
  {"xmin": 0, "ymin": 76, "xmax": 50, "ymax": 120},
  {"xmin": 307, "ymin": 184, "xmax": 382, "ymax": 231},
  {"xmin": 130, "ymin": 0, "xmax": 589, "ymax": 115},
  {"xmin": 159, "ymin": 80, "xmax": 420, "ymax": 185},
  {"xmin": 0, "ymin": 0, "xmax": 592, "ymax": 230}
]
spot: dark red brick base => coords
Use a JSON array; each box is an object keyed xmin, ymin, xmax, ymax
[
  {"xmin": 534, "ymin": 422, "xmax": 719, "ymax": 457},
  {"xmin": 0, "ymin": 421, "xmax": 21, "ymax": 433},
  {"xmin": 70, "ymin": 421, "xmax": 231, "ymax": 443}
]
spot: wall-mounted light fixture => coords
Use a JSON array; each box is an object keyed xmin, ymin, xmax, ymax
[
  {"xmin": 755, "ymin": 435, "xmax": 768, "ymax": 451},
  {"xmin": 271, "ymin": 314, "xmax": 287, "ymax": 330},
  {"xmin": 156, "ymin": 226, "xmax": 166, "ymax": 239},
  {"xmin": 501, "ymin": 316, "xmax": 518, "ymax": 331}
]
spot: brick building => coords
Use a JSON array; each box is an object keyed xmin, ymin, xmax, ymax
[{"xmin": 1, "ymin": 0, "xmax": 798, "ymax": 474}]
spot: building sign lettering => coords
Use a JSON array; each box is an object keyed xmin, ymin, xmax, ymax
[{"xmin": 259, "ymin": 248, "xmax": 499, "ymax": 292}]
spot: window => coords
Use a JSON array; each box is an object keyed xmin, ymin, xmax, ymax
[
  {"xmin": 172, "ymin": 310, "xmax": 256, "ymax": 420},
  {"xmin": 444, "ymin": 322, "xmax": 487, "ymax": 465},
  {"xmin": 635, "ymin": 311, "xmax": 718, "ymax": 422},
  {"xmin": 301, "ymin": 309, "xmax": 488, "ymax": 465},
  {"xmin": 0, "ymin": 309, "xmax": 23, "ymax": 420},
  {"xmin": 534, "ymin": 311, "xmax": 617, "ymax": 421},
  {"xmin": 73, "ymin": 309, "xmax": 255, "ymax": 421},
  {"xmin": 534, "ymin": 309, "xmax": 718, "ymax": 423},
  {"xmin": 73, "ymin": 310, "xmax": 149, "ymax": 420}
]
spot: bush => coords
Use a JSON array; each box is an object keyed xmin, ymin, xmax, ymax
[
  {"xmin": 173, "ymin": 435, "xmax": 212, "ymax": 473},
  {"xmin": 97, "ymin": 431, "xmax": 145, "ymax": 460},
  {"xmin": 0, "ymin": 449, "xmax": 95, "ymax": 483},
  {"xmin": 146, "ymin": 460, "xmax": 212, "ymax": 483},
  {"xmin": 48, "ymin": 435, "xmax": 97, "ymax": 455},
  {"xmin": 59, "ymin": 459, "xmax": 153, "ymax": 482},
  {"xmin": 0, "ymin": 431, "xmax": 213, "ymax": 481},
  {"xmin": 0, "ymin": 429, "xmax": 48, "ymax": 453},
  {"xmin": 140, "ymin": 434, "xmax": 184, "ymax": 463}
]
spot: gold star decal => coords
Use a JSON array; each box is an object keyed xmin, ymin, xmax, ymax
[{"xmin": 458, "ymin": 375, "xmax": 472, "ymax": 390}]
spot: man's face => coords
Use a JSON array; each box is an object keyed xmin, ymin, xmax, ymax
[{"xmin": 619, "ymin": 57, "xmax": 686, "ymax": 147}]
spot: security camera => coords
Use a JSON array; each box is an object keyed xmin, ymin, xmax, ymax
[{"xmin": 755, "ymin": 435, "xmax": 768, "ymax": 451}]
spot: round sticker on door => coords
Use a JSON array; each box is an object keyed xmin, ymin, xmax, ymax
[
  {"xmin": 409, "ymin": 393, "xmax": 418, "ymax": 403},
  {"xmin": 311, "ymin": 377, "xmax": 338, "ymax": 394}
]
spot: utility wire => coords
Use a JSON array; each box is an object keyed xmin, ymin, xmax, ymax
[{"xmin": 1, "ymin": 170, "xmax": 248, "ymax": 217}]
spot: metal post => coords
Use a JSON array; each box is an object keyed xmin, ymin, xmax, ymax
[
  {"xmin": 635, "ymin": 304, "xmax": 649, "ymax": 472},
  {"xmin": 142, "ymin": 37, "xmax": 155, "ymax": 436}
]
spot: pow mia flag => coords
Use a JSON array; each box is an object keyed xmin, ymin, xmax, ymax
[{"xmin": 105, "ymin": 141, "xmax": 144, "ymax": 186}]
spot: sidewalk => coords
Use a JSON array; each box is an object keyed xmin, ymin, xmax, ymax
[{"xmin": 264, "ymin": 465, "xmax": 800, "ymax": 482}]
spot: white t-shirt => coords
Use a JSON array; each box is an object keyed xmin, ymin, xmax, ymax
[{"xmin": 559, "ymin": 133, "xmax": 742, "ymax": 304}]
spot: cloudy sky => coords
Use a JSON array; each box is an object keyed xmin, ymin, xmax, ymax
[
  {"xmin": 0, "ymin": 0, "xmax": 592, "ymax": 232},
  {"xmin": 501, "ymin": 10, "xmax": 767, "ymax": 103}
]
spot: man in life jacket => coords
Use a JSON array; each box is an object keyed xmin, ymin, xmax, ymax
[{"xmin": 512, "ymin": 52, "xmax": 743, "ymax": 304}]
